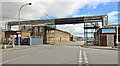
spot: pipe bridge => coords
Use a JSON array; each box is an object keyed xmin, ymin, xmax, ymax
[{"xmin": 6, "ymin": 15, "xmax": 108, "ymax": 31}]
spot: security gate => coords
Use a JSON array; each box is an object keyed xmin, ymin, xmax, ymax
[{"xmin": 107, "ymin": 35, "xmax": 114, "ymax": 47}]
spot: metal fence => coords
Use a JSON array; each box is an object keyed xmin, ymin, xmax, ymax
[{"xmin": 30, "ymin": 38, "xmax": 43, "ymax": 45}]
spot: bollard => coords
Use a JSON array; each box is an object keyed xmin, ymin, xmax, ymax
[
  {"xmin": 12, "ymin": 37, "xmax": 15, "ymax": 48},
  {"xmin": 4, "ymin": 44, "xmax": 6, "ymax": 49}
]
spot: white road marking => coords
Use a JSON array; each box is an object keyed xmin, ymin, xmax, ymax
[
  {"xmin": 83, "ymin": 51, "xmax": 88, "ymax": 63},
  {"xmin": 85, "ymin": 60, "xmax": 88, "ymax": 63},
  {"xmin": 79, "ymin": 47, "xmax": 82, "ymax": 64},
  {"xmin": 79, "ymin": 58, "xmax": 82, "ymax": 60},
  {"xmin": 1, "ymin": 54, "xmax": 29, "ymax": 64},
  {"xmin": 79, "ymin": 61, "xmax": 82, "ymax": 63},
  {"xmin": 79, "ymin": 50, "xmax": 82, "ymax": 58}
]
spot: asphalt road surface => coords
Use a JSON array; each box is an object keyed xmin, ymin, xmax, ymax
[{"xmin": 1, "ymin": 41, "xmax": 119, "ymax": 66}]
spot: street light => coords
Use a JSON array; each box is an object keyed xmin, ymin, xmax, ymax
[
  {"xmin": 18, "ymin": 3, "xmax": 32, "ymax": 47},
  {"xmin": 116, "ymin": 25, "xmax": 119, "ymax": 47}
]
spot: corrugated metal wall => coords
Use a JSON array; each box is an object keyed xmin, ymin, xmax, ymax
[{"xmin": 31, "ymin": 38, "xmax": 43, "ymax": 45}]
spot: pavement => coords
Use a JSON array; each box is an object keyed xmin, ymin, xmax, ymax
[
  {"xmin": 1, "ymin": 41, "xmax": 119, "ymax": 66},
  {"xmin": 1, "ymin": 45, "xmax": 30, "ymax": 52},
  {"xmin": 83, "ymin": 46, "xmax": 118, "ymax": 50}
]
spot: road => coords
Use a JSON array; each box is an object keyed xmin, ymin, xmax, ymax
[{"xmin": 1, "ymin": 41, "xmax": 119, "ymax": 66}]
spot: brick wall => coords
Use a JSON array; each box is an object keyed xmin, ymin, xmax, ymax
[
  {"xmin": 47, "ymin": 29, "xmax": 71, "ymax": 44},
  {"xmin": 21, "ymin": 31, "xmax": 31, "ymax": 38}
]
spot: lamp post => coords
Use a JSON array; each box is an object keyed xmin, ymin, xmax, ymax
[
  {"xmin": 18, "ymin": 3, "xmax": 32, "ymax": 47},
  {"xmin": 116, "ymin": 25, "xmax": 119, "ymax": 47}
]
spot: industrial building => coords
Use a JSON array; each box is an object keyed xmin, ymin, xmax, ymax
[
  {"xmin": 47, "ymin": 29, "xmax": 71, "ymax": 44},
  {"xmin": 28, "ymin": 26, "xmax": 72, "ymax": 44},
  {"xmin": 71, "ymin": 36, "xmax": 83, "ymax": 41},
  {"xmin": 2, "ymin": 25, "xmax": 72, "ymax": 45},
  {"xmin": 95, "ymin": 24, "xmax": 120, "ymax": 47},
  {"xmin": 30, "ymin": 26, "xmax": 47, "ymax": 44}
]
